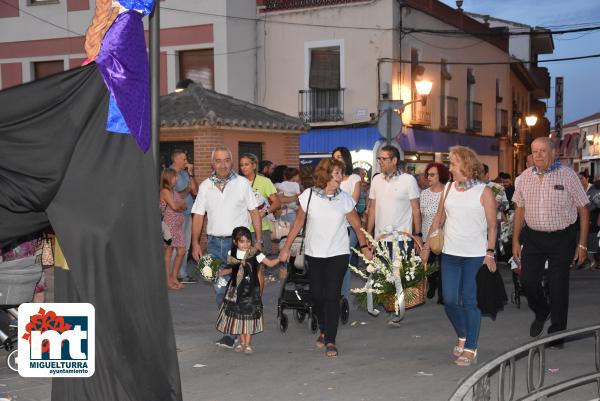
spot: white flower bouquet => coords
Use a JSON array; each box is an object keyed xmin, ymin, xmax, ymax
[
  {"xmin": 196, "ymin": 255, "xmax": 222, "ymax": 283},
  {"xmin": 350, "ymin": 229, "xmax": 435, "ymax": 315}
]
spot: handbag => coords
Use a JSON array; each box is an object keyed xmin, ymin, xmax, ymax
[
  {"xmin": 40, "ymin": 234, "xmax": 54, "ymax": 268},
  {"xmin": 429, "ymin": 182, "xmax": 452, "ymax": 255},
  {"xmin": 294, "ymin": 189, "xmax": 313, "ymax": 270}
]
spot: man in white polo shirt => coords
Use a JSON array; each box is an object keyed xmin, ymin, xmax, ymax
[
  {"xmin": 191, "ymin": 144, "xmax": 262, "ymax": 348},
  {"xmin": 367, "ymin": 145, "xmax": 422, "ymax": 325}
]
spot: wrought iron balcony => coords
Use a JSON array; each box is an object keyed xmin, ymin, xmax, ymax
[
  {"xmin": 263, "ymin": 0, "xmax": 368, "ymax": 11},
  {"xmin": 298, "ymin": 88, "xmax": 344, "ymax": 123},
  {"xmin": 468, "ymin": 101, "xmax": 482, "ymax": 133},
  {"xmin": 531, "ymin": 66, "xmax": 550, "ymax": 99},
  {"xmin": 442, "ymin": 96, "xmax": 458, "ymax": 130},
  {"xmin": 410, "ymin": 99, "xmax": 432, "ymax": 127},
  {"xmin": 496, "ymin": 108, "xmax": 508, "ymax": 137}
]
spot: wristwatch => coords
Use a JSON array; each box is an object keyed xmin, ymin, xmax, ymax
[{"xmin": 257, "ymin": 239, "xmax": 264, "ymax": 244}]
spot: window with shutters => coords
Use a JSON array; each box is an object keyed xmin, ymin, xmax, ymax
[
  {"xmin": 33, "ymin": 60, "xmax": 64, "ymax": 80},
  {"xmin": 179, "ymin": 49, "xmax": 214, "ymax": 90},
  {"xmin": 299, "ymin": 45, "xmax": 344, "ymax": 122}
]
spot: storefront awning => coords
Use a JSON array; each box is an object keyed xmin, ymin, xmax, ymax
[
  {"xmin": 300, "ymin": 126, "xmax": 381, "ymax": 153},
  {"xmin": 300, "ymin": 126, "xmax": 499, "ymax": 156},
  {"xmin": 400, "ymin": 128, "xmax": 499, "ymax": 156}
]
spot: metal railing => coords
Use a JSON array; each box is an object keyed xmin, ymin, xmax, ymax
[
  {"xmin": 496, "ymin": 108, "xmax": 508, "ymax": 136},
  {"xmin": 445, "ymin": 96, "xmax": 459, "ymax": 129},
  {"xmin": 298, "ymin": 88, "xmax": 344, "ymax": 123},
  {"xmin": 449, "ymin": 324, "xmax": 600, "ymax": 401},
  {"xmin": 468, "ymin": 101, "xmax": 482, "ymax": 133},
  {"xmin": 410, "ymin": 98, "xmax": 432, "ymax": 127},
  {"xmin": 264, "ymin": 0, "xmax": 367, "ymax": 11}
]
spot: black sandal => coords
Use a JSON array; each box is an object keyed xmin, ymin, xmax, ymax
[{"xmin": 325, "ymin": 344, "xmax": 338, "ymax": 357}]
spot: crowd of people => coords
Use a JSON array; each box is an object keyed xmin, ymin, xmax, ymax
[{"xmin": 155, "ymin": 137, "xmax": 592, "ymax": 362}]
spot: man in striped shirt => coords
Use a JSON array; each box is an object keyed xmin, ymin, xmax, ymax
[{"xmin": 512, "ymin": 137, "xmax": 589, "ymax": 343}]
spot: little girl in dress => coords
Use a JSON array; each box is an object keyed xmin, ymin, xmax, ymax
[{"xmin": 215, "ymin": 226, "xmax": 278, "ymax": 354}]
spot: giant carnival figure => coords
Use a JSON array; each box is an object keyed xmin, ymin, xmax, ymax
[{"xmin": 0, "ymin": 0, "xmax": 182, "ymax": 399}]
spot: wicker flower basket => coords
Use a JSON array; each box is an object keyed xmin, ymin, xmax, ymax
[{"xmin": 383, "ymin": 280, "xmax": 427, "ymax": 312}]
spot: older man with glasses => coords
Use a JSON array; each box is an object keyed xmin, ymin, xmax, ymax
[
  {"xmin": 191, "ymin": 145, "xmax": 263, "ymax": 349},
  {"xmin": 367, "ymin": 145, "xmax": 422, "ymax": 326}
]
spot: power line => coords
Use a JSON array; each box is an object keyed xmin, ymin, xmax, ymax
[
  {"xmin": 379, "ymin": 53, "xmax": 600, "ymax": 65},
  {"xmin": 403, "ymin": 25, "xmax": 600, "ymax": 37}
]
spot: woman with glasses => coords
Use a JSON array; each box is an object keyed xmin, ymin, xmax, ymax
[
  {"xmin": 420, "ymin": 162, "xmax": 450, "ymax": 303},
  {"xmin": 239, "ymin": 153, "xmax": 282, "ymax": 272},
  {"xmin": 331, "ymin": 147, "xmax": 361, "ymax": 306}
]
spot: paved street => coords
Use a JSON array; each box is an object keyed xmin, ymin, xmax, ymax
[{"xmin": 1, "ymin": 265, "xmax": 599, "ymax": 401}]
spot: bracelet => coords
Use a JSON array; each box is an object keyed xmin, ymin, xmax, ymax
[
  {"xmin": 414, "ymin": 232, "xmax": 423, "ymax": 237},
  {"xmin": 360, "ymin": 244, "xmax": 369, "ymax": 249},
  {"xmin": 485, "ymin": 254, "xmax": 495, "ymax": 259},
  {"xmin": 577, "ymin": 244, "xmax": 587, "ymax": 251},
  {"xmin": 486, "ymin": 248, "xmax": 495, "ymax": 254}
]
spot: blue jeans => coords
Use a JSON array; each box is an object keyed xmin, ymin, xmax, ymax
[
  {"xmin": 441, "ymin": 253, "xmax": 484, "ymax": 350},
  {"xmin": 207, "ymin": 235, "xmax": 232, "ymax": 307},
  {"xmin": 341, "ymin": 226, "xmax": 358, "ymax": 297}
]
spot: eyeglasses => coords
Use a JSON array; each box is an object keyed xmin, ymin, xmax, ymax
[
  {"xmin": 426, "ymin": 173, "xmax": 438, "ymax": 177},
  {"xmin": 376, "ymin": 157, "xmax": 393, "ymax": 161}
]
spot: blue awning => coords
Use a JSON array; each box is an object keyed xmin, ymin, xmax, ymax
[
  {"xmin": 300, "ymin": 125, "xmax": 499, "ymax": 156},
  {"xmin": 300, "ymin": 126, "xmax": 381, "ymax": 153},
  {"xmin": 400, "ymin": 128, "xmax": 499, "ymax": 156}
]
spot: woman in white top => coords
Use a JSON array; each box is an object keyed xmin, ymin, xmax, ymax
[
  {"xmin": 275, "ymin": 167, "xmax": 302, "ymax": 224},
  {"xmin": 420, "ymin": 162, "xmax": 450, "ymax": 302},
  {"xmin": 279, "ymin": 159, "xmax": 372, "ymax": 358},
  {"xmin": 332, "ymin": 147, "xmax": 362, "ymax": 299},
  {"xmin": 422, "ymin": 146, "xmax": 497, "ymax": 366}
]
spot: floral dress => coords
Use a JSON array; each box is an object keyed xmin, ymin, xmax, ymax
[
  {"xmin": 420, "ymin": 187, "xmax": 442, "ymax": 239},
  {"xmin": 216, "ymin": 248, "xmax": 265, "ymax": 335},
  {"xmin": 159, "ymin": 190, "xmax": 185, "ymax": 247}
]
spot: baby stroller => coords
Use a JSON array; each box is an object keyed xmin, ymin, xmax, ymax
[
  {"xmin": 0, "ymin": 256, "xmax": 43, "ymax": 371},
  {"xmin": 276, "ymin": 237, "xmax": 350, "ymax": 333}
]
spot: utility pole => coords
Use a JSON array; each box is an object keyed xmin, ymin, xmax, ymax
[{"xmin": 150, "ymin": 2, "xmax": 160, "ymax": 176}]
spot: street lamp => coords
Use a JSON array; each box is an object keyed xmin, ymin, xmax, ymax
[
  {"xmin": 379, "ymin": 78, "xmax": 433, "ymax": 145},
  {"xmin": 525, "ymin": 115, "xmax": 538, "ymax": 127}
]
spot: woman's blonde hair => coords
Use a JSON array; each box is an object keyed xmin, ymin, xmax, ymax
[
  {"xmin": 449, "ymin": 146, "xmax": 484, "ymax": 180},
  {"xmin": 313, "ymin": 158, "xmax": 345, "ymax": 189},
  {"xmin": 160, "ymin": 168, "xmax": 177, "ymax": 190},
  {"xmin": 83, "ymin": 0, "xmax": 120, "ymax": 60}
]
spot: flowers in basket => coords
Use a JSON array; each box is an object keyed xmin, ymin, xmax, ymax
[
  {"xmin": 350, "ymin": 229, "xmax": 436, "ymax": 315},
  {"xmin": 196, "ymin": 255, "xmax": 222, "ymax": 283}
]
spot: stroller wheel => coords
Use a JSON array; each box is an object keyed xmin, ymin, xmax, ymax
[
  {"xmin": 279, "ymin": 313, "xmax": 289, "ymax": 333},
  {"xmin": 308, "ymin": 314, "xmax": 318, "ymax": 334},
  {"xmin": 7, "ymin": 349, "xmax": 18, "ymax": 372},
  {"xmin": 340, "ymin": 297, "xmax": 350, "ymax": 325},
  {"xmin": 293, "ymin": 310, "xmax": 307, "ymax": 323}
]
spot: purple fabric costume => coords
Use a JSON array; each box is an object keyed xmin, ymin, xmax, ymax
[{"xmin": 95, "ymin": 9, "xmax": 151, "ymax": 152}]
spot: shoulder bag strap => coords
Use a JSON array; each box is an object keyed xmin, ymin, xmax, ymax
[
  {"xmin": 299, "ymin": 188, "xmax": 313, "ymax": 254},
  {"xmin": 438, "ymin": 182, "xmax": 453, "ymax": 228}
]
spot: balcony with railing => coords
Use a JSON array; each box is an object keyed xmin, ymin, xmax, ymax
[
  {"xmin": 467, "ymin": 101, "xmax": 482, "ymax": 133},
  {"xmin": 410, "ymin": 99, "xmax": 432, "ymax": 127},
  {"xmin": 531, "ymin": 65, "xmax": 550, "ymax": 99},
  {"xmin": 442, "ymin": 96, "xmax": 458, "ymax": 130},
  {"xmin": 496, "ymin": 108, "xmax": 508, "ymax": 137},
  {"xmin": 298, "ymin": 88, "xmax": 344, "ymax": 123},
  {"xmin": 262, "ymin": 0, "xmax": 368, "ymax": 11}
]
